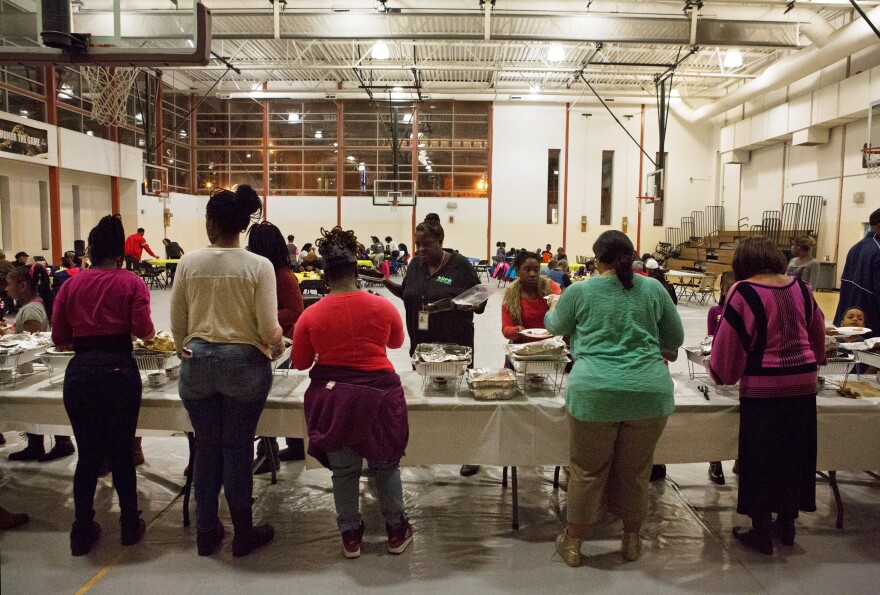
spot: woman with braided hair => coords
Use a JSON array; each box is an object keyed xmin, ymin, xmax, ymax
[
  {"xmin": 545, "ymin": 230, "xmax": 683, "ymax": 566},
  {"xmin": 171, "ymin": 185, "xmax": 284, "ymax": 558},
  {"xmin": 292, "ymin": 226, "xmax": 412, "ymax": 559}
]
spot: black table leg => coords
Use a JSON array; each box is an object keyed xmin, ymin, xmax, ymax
[
  {"xmin": 502, "ymin": 466, "xmax": 508, "ymax": 489},
  {"xmin": 182, "ymin": 432, "xmax": 194, "ymax": 528},
  {"xmin": 553, "ymin": 466, "xmax": 560, "ymax": 490},
  {"xmin": 512, "ymin": 466, "xmax": 519, "ymax": 530},
  {"xmin": 828, "ymin": 470, "xmax": 843, "ymax": 529}
]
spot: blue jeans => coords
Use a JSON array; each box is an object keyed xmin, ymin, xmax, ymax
[
  {"xmin": 326, "ymin": 447, "xmax": 407, "ymax": 533},
  {"xmin": 179, "ymin": 339, "xmax": 272, "ymax": 533}
]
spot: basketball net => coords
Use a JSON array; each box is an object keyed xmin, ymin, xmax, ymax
[
  {"xmin": 389, "ymin": 197, "xmax": 400, "ymax": 212},
  {"xmin": 864, "ymin": 147, "xmax": 880, "ymax": 179},
  {"xmin": 81, "ymin": 66, "xmax": 140, "ymax": 127}
]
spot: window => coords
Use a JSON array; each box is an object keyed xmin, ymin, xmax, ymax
[
  {"xmin": 547, "ymin": 149, "xmax": 560, "ymax": 224},
  {"xmin": 600, "ymin": 150, "xmax": 614, "ymax": 225}
]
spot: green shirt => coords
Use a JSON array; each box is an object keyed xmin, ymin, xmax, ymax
[{"xmin": 544, "ymin": 274, "xmax": 684, "ymax": 422}]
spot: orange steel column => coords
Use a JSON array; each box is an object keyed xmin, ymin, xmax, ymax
[
  {"xmin": 262, "ymin": 99, "xmax": 269, "ymax": 221},
  {"xmin": 485, "ymin": 104, "xmax": 493, "ymax": 260},
  {"xmin": 189, "ymin": 93, "xmax": 197, "ymax": 194},
  {"xmin": 45, "ymin": 67, "xmax": 63, "ymax": 264},
  {"xmin": 562, "ymin": 104, "xmax": 570, "ymax": 251},
  {"xmin": 636, "ymin": 104, "xmax": 646, "ymax": 253},
  {"xmin": 337, "ymin": 101, "xmax": 344, "ymax": 226},
  {"xmin": 154, "ymin": 73, "xmax": 163, "ymax": 170}
]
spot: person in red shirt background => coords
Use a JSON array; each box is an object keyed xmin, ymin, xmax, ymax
[
  {"xmin": 124, "ymin": 228, "xmax": 157, "ymax": 270},
  {"xmin": 246, "ymin": 221, "xmax": 305, "ymax": 471}
]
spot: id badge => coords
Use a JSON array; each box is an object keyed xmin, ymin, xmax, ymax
[{"xmin": 418, "ymin": 310, "xmax": 430, "ymax": 331}]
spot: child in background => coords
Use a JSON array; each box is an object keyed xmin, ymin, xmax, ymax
[{"xmin": 707, "ymin": 271, "xmax": 736, "ymax": 485}]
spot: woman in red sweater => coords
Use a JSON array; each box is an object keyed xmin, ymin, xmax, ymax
[
  {"xmin": 292, "ymin": 226, "xmax": 412, "ymax": 559},
  {"xmin": 247, "ymin": 222, "xmax": 305, "ymax": 471},
  {"xmin": 501, "ymin": 251, "xmax": 561, "ymax": 343}
]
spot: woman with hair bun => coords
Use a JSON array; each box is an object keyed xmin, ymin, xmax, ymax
[
  {"xmin": 171, "ymin": 185, "xmax": 284, "ymax": 558},
  {"xmin": 292, "ymin": 226, "xmax": 412, "ymax": 559},
  {"xmin": 544, "ymin": 230, "xmax": 683, "ymax": 566},
  {"xmin": 787, "ymin": 235, "xmax": 819, "ymax": 287}
]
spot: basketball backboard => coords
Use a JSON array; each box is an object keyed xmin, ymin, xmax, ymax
[
  {"xmin": 143, "ymin": 163, "xmax": 168, "ymax": 197},
  {"xmin": 0, "ymin": 1, "xmax": 211, "ymax": 67},
  {"xmin": 646, "ymin": 169, "xmax": 664, "ymax": 201},
  {"xmin": 372, "ymin": 179, "xmax": 417, "ymax": 208}
]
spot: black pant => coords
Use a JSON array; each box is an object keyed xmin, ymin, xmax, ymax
[{"xmin": 63, "ymin": 352, "xmax": 142, "ymax": 521}]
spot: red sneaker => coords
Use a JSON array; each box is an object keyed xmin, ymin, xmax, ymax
[
  {"xmin": 387, "ymin": 522, "xmax": 413, "ymax": 554},
  {"xmin": 342, "ymin": 521, "xmax": 365, "ymax": 559}
]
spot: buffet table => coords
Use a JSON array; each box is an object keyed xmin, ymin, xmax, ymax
[{"xmin": 2, "ymin": 370, "xmax": 879, "ymax": 529}]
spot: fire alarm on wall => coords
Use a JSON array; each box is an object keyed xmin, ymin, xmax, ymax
[{"xmin": 449, "ymin": 215, "xmax": 454, "ymax": 224}]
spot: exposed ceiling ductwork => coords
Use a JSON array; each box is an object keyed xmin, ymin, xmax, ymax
[{"xmin": 674, "ymin": 5, "xmax": 880, "ymax": 123}]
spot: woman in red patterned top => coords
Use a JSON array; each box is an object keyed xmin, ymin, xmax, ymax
[{"xmin": 710, "ymin": 236, "xmax": 826, "ymax": 555}]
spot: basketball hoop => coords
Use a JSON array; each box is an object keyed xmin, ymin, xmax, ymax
[
  {"xmin": 863, "ymin": 146, "xmax": 880, "ymax": 179},
  {"xmin": 637, "ymin": 196, "xmax": 656, "ymax": 204},
  {"xmin": 81, "ymin": 66, "xmax": 140, "ymax": 127},
  {"xmin": 389, "ymin": 197, "xmax": 400, "ymax": 212}
]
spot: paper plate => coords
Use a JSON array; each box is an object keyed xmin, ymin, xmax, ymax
[
  {"xmin": 833, "ymin": 327, "xmax": 871, "ymax": 337},
  {"xmin": 519, "ymin": 328, "xmax": 552, "ymax": 339}
]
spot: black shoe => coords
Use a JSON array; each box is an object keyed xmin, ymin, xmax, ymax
[
  {"xmin": 9, "ymin": 436, "xmax": 44, "ymax": 461},
  {"xmin": 230, "ymin": 507, "xmax": 274, "ymax": 557},
  {"xmin": 708, "ymin": 462, "xmax": 726, "ymax": 485},
  {"xmin": 732, "ymin": 527, "xmax": 773, "ymax": 555},
  {"xmin": 649, "ymin": 464, "xmax": 667, "ymax": 482},
  {"xmin": 120, "ymin": 510, "xmax": 146, "ymax": 546},
  {"xmin": 771, "ymin": 520, "xmax": 796, "ymax": 546},
  {"xmin": 70, "ymin": 520, "xmax": 102, "ymax": 556},
  {"xmin": 0, "ymin": 432, "xmax": 6, "ymax": 445},
  {"xmin": 38, "ymin": 440, "xmax": 75, "ymax": 462},
  {"xmin": 459, "ymin": 465, "xmax": 480, "ymax": 477},
  {"xmin": 197, "ymin": 523, "xmax": 225, "ymax": 556}
]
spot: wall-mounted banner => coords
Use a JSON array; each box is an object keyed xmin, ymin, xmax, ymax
[{"xmin": 0, "ymin": 111, "xmax": 56, "ymax": 166}]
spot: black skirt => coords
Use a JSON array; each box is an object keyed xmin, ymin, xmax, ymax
[{"xmin": 737, "ymin": 394, "xmax": 817, "ymax": 519}]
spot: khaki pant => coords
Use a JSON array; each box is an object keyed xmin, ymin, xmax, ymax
[{"xmin": 567, "ymin": 414, "xmax": 668, "ymax": 526}]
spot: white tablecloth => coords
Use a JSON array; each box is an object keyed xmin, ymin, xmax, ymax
[{"xmin": 1, "ymin": 371, "xmax": 879, "ymax": 471}]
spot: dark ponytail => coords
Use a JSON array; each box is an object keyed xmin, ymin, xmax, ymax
[
  {"xmin": 206, "ymin": 184, "xmax": 263, "ymax": 237},
  {"xmin": 592, "ymin": 230, "xmax": 635, "ymax": 290},
  {"xmin": 87, "ymin": 214, "xmax": 126, "ymax": 265},
  {"xmin": 416, "ymin": 213, "xmax": 444, "ymax": 245}
]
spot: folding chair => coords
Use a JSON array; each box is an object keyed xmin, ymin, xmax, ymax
[
  {"xmin": 141, "ymin": 263, "xmax": 166, "ymax": 289},
  {"xmin": 474, "ymin": 259, "xmax": 490, "ymax": 282},
  {"xmin": 696, "ymin": 273, "xmax": 718, "ymax": 304}
]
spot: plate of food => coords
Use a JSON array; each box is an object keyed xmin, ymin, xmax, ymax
[
  {"xmin": 519, "ymin": 328, "xmax": 552, "ymax": 339},
  {"xmin": 833, "ymin": 327, "xmax": 871, "ymax": 337}
]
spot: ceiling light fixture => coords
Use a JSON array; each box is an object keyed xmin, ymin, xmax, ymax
[
  {"xmin": 723, "ymin": 49, "xmax": 743, "ymax": 69},
  {"xmin": 315, "ymin": 130, "xmax": 323, "ymax": 139},
  {"xmin": 347, "ymin": 155, "xmax": 356, "ymax": 161},
  {"xmin": 548, "ymin": 44, "xmax": 565, "ymax": 62},
  {"xmin": 288, "ymin": 112, "xmax": 300, "ymax": 123},
  {"xmin": 529, "ymin": 83, "xmax": 542, "ymax": 95},
  {"xmin": 377, "ymin": 0, "xmax": 387, "ymax": 13},
  {"xmin": 372, "ymin": 41, "xmax": 390, "ymax": 60}
]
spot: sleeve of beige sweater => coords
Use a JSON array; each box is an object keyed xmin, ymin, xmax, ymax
[
  {"xmin": 255, "ymin": 258, "xmax": 284, "ymax": 349},
  {"xmin": 170, "ymin": 258, "xmax": 189, "ymax": 355}
]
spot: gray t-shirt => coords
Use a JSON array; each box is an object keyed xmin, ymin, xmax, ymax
[
  {"xmin": 15, "ymin": 300, "xmax": 49, "ymax": 332},
  {"xmin": 787, "ymin": 257, "xmax": 820, "ymax": 287}
]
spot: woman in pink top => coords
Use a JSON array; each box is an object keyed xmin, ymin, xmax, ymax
[
  {"xmin": 52, "ymin": 216, "xmax": 155, "ymax": 556},
  {"xmin": 710, "ymin": 237, "xmax": 826, "ymax": 556},
  {"xmin": 293, "ymin": 226, "xmax": 412, "ymax": 560}
]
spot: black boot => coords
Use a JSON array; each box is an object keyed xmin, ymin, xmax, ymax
[
  {"xmin": 38, "ymin": 437, "xmax": 76, "ymax": 462},
  {"xmin": 9, "ymin": 433, "xmax": 44, "ymax": 461},
  {"xmin": 70, "ymin": 512, "xmax": 102, "ymax": 556},
  {"xmin": 772, "ymin": 516, "xmax": 796, "ymax": 546},
  {"xmin": 197, "ymin": 523, "xmax": 225, "ymax": 556},
  {"xmin": 708, "ymin": 461, "xmax": 725, "ymax": 485},
  {"xmin": 229, "ymin": 507, "xmax": 274, "ymax": 557},
  {"xmin": 732, "ymin": 526, "xmax": 773, "ymax": 555},
  {"xmin": 120, "ymin": 509, "xmax": 146, "ymax": 546},
  {"xmin": 278, "ymin": 438, "xmax": 305, "ymax": 461},
  {"xmin": 649, "ymin": 464, "xmax": 667, "ymax": 482}
]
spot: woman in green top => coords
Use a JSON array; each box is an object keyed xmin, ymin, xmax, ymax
[{"xmin": 545, "ymin": 230, "xmax": 683, "ymax": 567}]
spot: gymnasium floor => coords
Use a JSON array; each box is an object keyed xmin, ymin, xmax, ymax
[{"xmin": 3, "ymin": 282, "xmax": 879, "ymax": 595}]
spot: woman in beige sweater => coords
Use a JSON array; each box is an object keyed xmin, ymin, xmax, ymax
[{"xmin": 171, "ymin": 185, "xmax": 284, "ymax": 558}]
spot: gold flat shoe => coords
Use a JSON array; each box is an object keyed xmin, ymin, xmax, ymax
[
  {"xmin": 622, "ymin": 532, "xmax": 641, "ymax": 562},
  {"xmin": 553, "ymin": 531, "xmax": 582, "ymax": 567}
]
